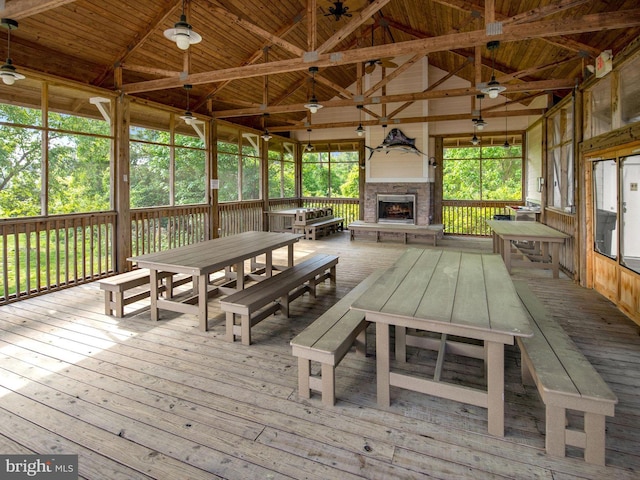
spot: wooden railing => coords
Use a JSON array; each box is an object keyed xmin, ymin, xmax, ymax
[
  {"xmin": 218, "ymin": 200, "xmax": 264, "ymax": 236},
  {"xmin": 1, "ymin": 212, "xmax": 116, "ymax": 304},
  {"xmin": 301, "ymin": 197, "xmax": 360, "ymax": 226},
  {"xmin": 130, "ymin": 205, "xmax": 209, "ymax": 256},
  {"xmin": 544, "ymin": 208, "xmax": 577, "ymax": 277},
  {"xmin": 218, "ymin": 198, "xmax": 360, "ymax": 236},
  {"xmin": 442, "ymin": 201, "xmax": 520, "ymax": 236}
]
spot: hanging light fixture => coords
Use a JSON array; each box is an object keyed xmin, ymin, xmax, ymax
[
  {"xmin": 503, "ymin": 100, "xmax": 510, "ymax": 148},
  {"xmin": 179, "ymin": 84, "xmax": 196, "ymax": 125},
  {"xmin": 481, "ymin": 41, "xmax": 506, "ymax": 99},
  {"xmin": 0, "ymin": 18, "xmax": 25, "ymax": 86},
  {"xmin": 471, "ymin": 125, "xmax": 480, "ymax": 146},
  {"xmin": 164, "ymin": 0, "xmax": 202, "ymax": 51},
  {"xmin": 305, "ymin": 128, "xmax": 314, "ymax": 151},
  {"xmin": 304, "ymin": 67, "xmax": 323, "ymax": 113},
  {"xmin": 473, "ymin": 94, "xmax": 487, "ymax": 130},
  {"xmin": 261, "ymin": 113, "xmax": 272, "ymax": 141},
  {"xmin": 355, "ymin": 105, "xmax": 364, "ymax": 136}
]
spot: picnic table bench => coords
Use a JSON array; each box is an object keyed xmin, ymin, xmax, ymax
[
  {"xmin": 220, "ymin": 254, "xmax": 338, "ymax": 345},
  {"xmin": 348, "ymin": 221, "xmax": 444, "ymax": 246},
  {"xmin": 290, "ymin": 270, "xmax": 383, "ymax": 405},
  {"xmin": 514, "ymin": 281, "xmax": 618, "ymax": 465},
  {"xmin": 292, "ymin": 208, "xmax": 344, "ymax": 240},
  {"xmin": 98, "ymin": 269, "xmax": 191, "ymax": 317}
]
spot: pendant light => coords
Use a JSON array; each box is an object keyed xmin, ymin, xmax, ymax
[
  {"xmin": 179, "ymin": 84, "xmax": 196, "ymax": 125},
  {"xmin": 304, "ymin": 67, "xmax": 323, "ymax": 113},
  {"xmin": 471, "ymin": 125, "xmax": 480, "ymax": 146},
  {"xmin": 261, "ymin": 113, "xmax": 272, "ymax": 141},
  {"xmin": 473, "ymin": 94, "xmax": 487, "ymax": 130},
  {"xmin": 481, "ymin": 41, "xmax": 506, "ymax": 99},
  {"xmin": 355, "ymin": 105, "xmax": 364, "ymax": 136},
  {"xmin": 503, "ymin": 100, "xmax": 510, "ymax": 148},
  {"xmin": 0, "ymin": 18, "xmax": 25, "ymax": 85},
  {"xmin": 305, "ymin": 128, "xmax": 313, "ymax": 151},
  {"xmin": 164, "ymin": 0, "xmax": 202, "ymax": 51}
]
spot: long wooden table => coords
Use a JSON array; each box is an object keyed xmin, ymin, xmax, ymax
[
  {"xmin": 128, "ymin": 231, "xmax": 302, "ymax": 331},
  {"xmin": 266, "ymin": 208, "xmax": 299, "ymax": 232},
  {"xmin": 351, "ymin": 248, "xmax": 533, "ymax": 437},
  {"xmin": 486, "ymin": 220, "xmax": 569, "ymax": 279}
]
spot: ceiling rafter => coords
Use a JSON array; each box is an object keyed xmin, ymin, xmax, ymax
[
  {"xmin": 92, "ymin": 0, "xmax": 179, "ymax": 87},
  {"xmin": 316, "ymin": 0, "xmax": 391, "ymax": 54},
  {"xmin": 388, "ymin": 57, "xmax": 474, "ymax": 120},
  {"xmin": 193, "ymin": 7, "xmax": 306, "ymax": 111},
  {"xmin": 269, "ymin": 107, "xmax": 546, "ymax": 133},
  {"xmin": 213, "ymin": 79, "xmax": 573, "ymax": 118},
  {"xmin": 122, "ymin": 9, "xmax": 640, "ymax": 95},
  {"xmin": 0, "ymin": 0, "xmax": 75, "ymax": 18},
  {"xmin": 432, "ymin": 0, "xmax": 600, "ymax": 56},
  {"xmin": 204, "ymin": 2, "xmax": 305, "ymax": 58}
]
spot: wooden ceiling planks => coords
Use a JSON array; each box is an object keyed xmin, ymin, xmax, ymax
[{"xmin": 1, "ymin": 0, "xmax": 639, "ymax": 132}]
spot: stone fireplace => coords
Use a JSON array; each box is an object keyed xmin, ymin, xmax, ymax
[
  {"xmin": 377, "ymin": 194, "xmax": 415, "ymax": 224},
  {"xmin": 364, "ymin": 182, "xmax": 433, "ymax": 225}
]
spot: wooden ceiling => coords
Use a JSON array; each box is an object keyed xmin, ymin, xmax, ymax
[{"xmin": 3, "ymin": 0, "xmax": 640, "ymax": 134}]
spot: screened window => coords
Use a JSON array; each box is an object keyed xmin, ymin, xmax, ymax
[
  {"xmin": 592, "ymin": 159, "xmax": 618, "ymax": 259},
  {"xmin": 130, "ymin": 105, "xmax": 206, "ymax": 208},
  {"xmin": 268, "ymin": 140, "xmax": 296, "ymax": 199},
  {"xmin": 1, "ymin": 81, "xmax": 114, "ymax": 218},
  {"xmin": 547, "ymin": 103, "xmax": 574, "ymax": 211},
  {"xmin": 216, "ymin": 124, "xmax": 261, "ymax": 202},
  {"xmin": 302, "ymin": 146, "xmax": 359, "ymax": 198},
  {"xmin": 443, "ymin": 144, "xmax": 523, "ymax": 201}
]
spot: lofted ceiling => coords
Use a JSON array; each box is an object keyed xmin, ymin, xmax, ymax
[{"xmin": 2, "ymin": 0, "xmax": 640, "ymax": 135}]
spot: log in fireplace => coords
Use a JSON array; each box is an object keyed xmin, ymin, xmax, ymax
[{"xmin": 377, "ymin": 194, "xmax": 416, "ymax": 224}]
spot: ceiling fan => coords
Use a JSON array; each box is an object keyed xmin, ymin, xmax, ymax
[
  {"xmin": 320, "ymin": 0, "xmax": 368, "ymax": 21},
  {"xmin": 364, "ymin": 18, "xmax": 398, "ymax": 74}
]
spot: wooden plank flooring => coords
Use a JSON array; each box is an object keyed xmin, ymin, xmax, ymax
[{"xmin": 1, "ymin": 233, "xmax": 639, "ymax": 479}]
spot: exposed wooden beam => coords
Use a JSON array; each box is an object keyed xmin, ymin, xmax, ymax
[
  {"xmin": 123, "ymin": 9, "xmax": 640, "ymax": 94},
  {"xmin": 388, "ymin": 58, "xmax": 473, "ymax": 120},
  {"xmin": 508, "ymin": 0, "xmax": 590, "ymax": 25},
  {"xmin": 432, "ymin": 0, "xmax": 599, "ymax": 56},
  {"xmin": 496, "ymin": 55, "xmax": 579, "ymax": 83},
  {"xmin": 316, "ymin": 0, "xmax": 391, "ymax": 54},
  {"xmin": 269, "ymin": 108, "xmax": 546, "ymax": 132},
  {"xmin": 120, "ymin": 63, "xmax": 183, "ymax": 78},
  {"xmin": 194, "ymin": 7, "xmax": 306, "ymax": 110},
  {"xmin": 485, "ymin": 0, "xmax": 495, "ymax": 25},
  {"xmin": 308, "ymin": 0, "xmax": 316, "ymax": 52},
  {"xmin": 205, "ymin": 3, "xmax": 305, "ymax": 58},
  {"xmin": 93, "ymin": 1, "xmax": 179, "ymax": 87},
  {"xmin": 213, "ymin": 79, "xmax": 573, "ymax": 118},
  {"xmin": 313, "ymin": 72, "xmax": 353, "ymax": 99},
  {"xmin": 364, "ymin": 54, "xmax": 423, "ymax": 97},
  {"xmin": 0, "ymin": 0, "xmax": 75, "ymax": 18}
]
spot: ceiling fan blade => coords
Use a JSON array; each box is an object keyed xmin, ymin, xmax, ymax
[
  {"xmin": 365, "ymin": 62, "xmax": 376, "ymax": 74},
  {"xmin": 380, "ymin": 58, "xmax": 398, "ymax": 68}
]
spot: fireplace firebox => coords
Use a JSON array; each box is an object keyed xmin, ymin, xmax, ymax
[{"xmin": 377, "ymin": 194, "xmax": 416, "ymax": 224}]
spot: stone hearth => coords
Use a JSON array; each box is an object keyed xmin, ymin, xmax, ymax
[{"xmin": 364, "ymin": 183, "xmax": 433, "ymax": 225}]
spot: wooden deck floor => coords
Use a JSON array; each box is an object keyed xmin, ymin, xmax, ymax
[{"xmin": 1, "ymin": 233, "xmax": 639, "ymax": 479}]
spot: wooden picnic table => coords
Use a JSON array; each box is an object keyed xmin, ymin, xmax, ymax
[
  {"xmin": 486, "ymin": 220, "xmax": 569, "ymax": 278},
  {"xmin": 351, "ymin": 248, "xmax": 533, "ymax": 437},
  {"xmin": 266, "ymin": 208, "xmax": 300, "ymax": 232},
  {"xmin": 128, "ymin": 231, "xmax": 302, "ymax": 331}
]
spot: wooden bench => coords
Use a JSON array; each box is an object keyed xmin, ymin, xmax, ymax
[
  {"xmin": 513, "ymin": 281, "xmax": 618, "ymax": 465},
  {"xmin": 290, "ymin": 270, "xmax": 383, "ymax": 406},
  {"xmin": 220, "ymin": 254, "xmax": 338, "ymax": 345},
  {"xmin": 303, "ymin": 216, "xmax": 344, "ymax": 240},
  {"xmin": 348, "ymin": 221, "xmax": 444, "ymax": 246},
  {"xmin": 98, "ymin": 269, "xmax": 187, "ymax": 317}
]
